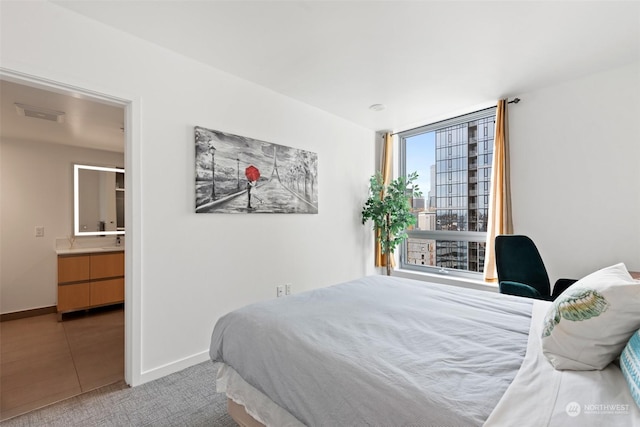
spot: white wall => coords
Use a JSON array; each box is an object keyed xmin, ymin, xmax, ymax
[
  {"xmin": 0, "ymin": 1, "xmax": 376, "ymax": 384},
  {"xmin": 509, "ymin": 62, "xmax": 640, "ymax": 281},
  {"xmin": 0, "ymin": 139, "xmax": 124, "ymax": 313}
]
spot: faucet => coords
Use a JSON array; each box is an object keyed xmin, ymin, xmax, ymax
[{"xmin": 116, "ymin": 236, "xmax": 121, "ymax": 246}]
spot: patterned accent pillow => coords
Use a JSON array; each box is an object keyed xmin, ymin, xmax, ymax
[
  {"xmin": 621, "ymin": 330, "xmax": 640, "ymax": 409},
  {"xmin": 541, "ymin": 263, "xmax": 640, "ymax": 370}
]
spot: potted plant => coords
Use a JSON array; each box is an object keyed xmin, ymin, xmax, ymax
[{"xmin": 362, "ymin": 171, "xmax": 422, "ymax": 276}]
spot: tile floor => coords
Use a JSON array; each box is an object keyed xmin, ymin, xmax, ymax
[{"xmin": 0, "ymin": 305, "xmax": 124, "ymax": 421}]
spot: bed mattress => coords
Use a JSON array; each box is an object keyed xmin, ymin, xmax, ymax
[{"xmin": 210, "ymin": 275, "xmax": 532, "ymax": 426}]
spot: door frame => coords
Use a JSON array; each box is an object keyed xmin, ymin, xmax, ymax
[{"xmin": 0, "ymin": 67, "xmax": 141, "ymax": 386}]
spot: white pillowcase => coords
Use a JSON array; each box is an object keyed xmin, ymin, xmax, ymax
[{"xmin": 541, "ymin": 263, "xmax": 640, "ymax": 370}]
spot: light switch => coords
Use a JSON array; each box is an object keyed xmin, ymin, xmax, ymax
[{"xmin": 35, "ymin": 226, "xmax": 45, "ymax": 237}]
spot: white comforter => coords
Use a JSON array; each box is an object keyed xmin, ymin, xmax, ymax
[
  {"xmin": 211, "ymin": 275, "xmax": 532, "ymax": 426},
  {"xmin": 211, "ymin": 275, "xmax": 640, "ymax": 426}
]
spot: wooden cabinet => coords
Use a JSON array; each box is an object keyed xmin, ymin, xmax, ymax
[
  {"xmin": 58, "ymin": 255, "xmax": 90, "ymax": 283},
  {"xmin": 57, "ymin": 251, "xmax": 124, "ymax": 320},
  {"xmin": 58, "ymin": 283, "xmax": 91, "ymax": 312}
]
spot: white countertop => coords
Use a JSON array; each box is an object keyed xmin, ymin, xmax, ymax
[
  {"xmin": 56, "ymin": 246, "xmax": 124, "ymax": 255},
  {"xmin": 55, "ymin": 236, "xmax": 125, "ymax": 255}
]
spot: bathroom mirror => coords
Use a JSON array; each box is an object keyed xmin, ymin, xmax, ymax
[{"xmin": 74, "ymin": 164, "xmax": 125, "ymax": 236}]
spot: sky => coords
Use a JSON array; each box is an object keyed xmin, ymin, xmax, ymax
[{"xmin": 405, "ymin": 131, "xmax": 435, "ymax": 196}]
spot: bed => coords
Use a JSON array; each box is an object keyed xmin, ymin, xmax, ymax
[{"xmin": 210, "ymin": 272, "xmax": 640, "ymax": 426}]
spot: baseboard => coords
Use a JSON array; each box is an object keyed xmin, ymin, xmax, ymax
[
  {"xmin": 138, "ymin": 350, "xmax": 211, "ymax": 385},
  {"xmin": 1, "ymin": 305, "xmax": 57, "ymax": 322}
]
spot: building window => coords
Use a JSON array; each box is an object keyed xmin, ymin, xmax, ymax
[{"xmin": 401, "ymin": 108, "xmax": 496, "ymax": 276}]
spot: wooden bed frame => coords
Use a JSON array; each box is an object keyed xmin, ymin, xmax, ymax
[{"xmin": 227, "ymin": 398, "xmax": 267, "ymax": 427}]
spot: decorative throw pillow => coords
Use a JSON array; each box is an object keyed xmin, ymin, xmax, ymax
[
  {"xmin": 541, "ymin": 263, "xmax": 640, "ymax": 370},
  {"xmin": 620, "ymin": 330, "xmax": 640, "ymax": 409}
]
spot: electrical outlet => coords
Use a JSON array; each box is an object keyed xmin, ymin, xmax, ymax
[
  {"xmin": 276, "ymin": 285, "xmax": 284, "ymax": 298},
  {"xmin": 35, "ymin": 226, "xmax": 45, "ymax": 237},
  {"xmin": 285, "ymin": 284, "xmax": 291, "ymax": 295}
]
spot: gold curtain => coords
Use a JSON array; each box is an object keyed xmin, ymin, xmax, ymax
[
  {"xmin": 484, "ymin": 100, "xmax": 513, "ymax": 281},
  {"xmin": 375, "ymin": 132, "xmax": 395, "ymax": 268}
]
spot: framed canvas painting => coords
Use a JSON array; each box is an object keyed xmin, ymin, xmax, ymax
[{"xmin": 195, "ymin": 126, "xmax": 318, "ymax": 214}]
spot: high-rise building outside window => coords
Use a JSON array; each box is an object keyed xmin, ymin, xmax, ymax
[{"xmin": 400, "ymin": 108, "xmax": 495, "ymax": 277}]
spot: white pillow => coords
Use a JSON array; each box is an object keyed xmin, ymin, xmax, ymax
[{"xmin": 541, "ymin": 263, "xmax": 640, "ymax": 370}]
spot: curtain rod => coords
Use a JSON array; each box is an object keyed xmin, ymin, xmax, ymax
[{"xmin": 390, "ymin": 97, "xmax": 520, "ymax": 137}]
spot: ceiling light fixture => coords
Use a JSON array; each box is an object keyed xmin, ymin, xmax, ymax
[
  {"xmin": 15, "ymin": 103, "xmax": 65, "ymax": 123},
  {"xmin": 369, "ymin": 104, "xmax": 385, "ymax": 112}
]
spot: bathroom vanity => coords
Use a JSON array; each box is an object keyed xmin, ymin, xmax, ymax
[{"xmin": 56, "ymin": 248, "xmax": 124, "ymax": 320}]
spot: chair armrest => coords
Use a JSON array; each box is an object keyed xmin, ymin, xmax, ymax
[
  {"xmin": 499, "ymin": 281, "xmax": 547, "ymax": 300},
  {"xmin": 551, "ymin": 278, "xmax": 578, "ymax": 299}
]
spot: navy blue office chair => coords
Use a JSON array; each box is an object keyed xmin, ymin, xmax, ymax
[{"xmin": 495, "ymin": 235, "xmax": 577, "ymax": 301}]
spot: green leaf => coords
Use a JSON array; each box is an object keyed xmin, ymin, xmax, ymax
[{"xmin": 361, "ymin": 171, "xmax": 421, "ymax": 256}]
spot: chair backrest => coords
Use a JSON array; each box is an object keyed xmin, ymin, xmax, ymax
[{"xmin": 495, "ymin": 235, "xmax": 551, "ymax": 296}]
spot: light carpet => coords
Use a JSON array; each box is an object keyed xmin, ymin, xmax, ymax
[{"xmin": 1, "ymin": 362, "xmax": 237, "ymax": 427}]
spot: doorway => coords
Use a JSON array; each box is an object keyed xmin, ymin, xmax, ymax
[{"xmin": 0, "ymin": 70, "xmax": 134, "ymax": 419}]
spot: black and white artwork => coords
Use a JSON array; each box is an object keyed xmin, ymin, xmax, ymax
[{"xmin": 195, "ymin": 126, "xmax": 318, "ymax": 214}]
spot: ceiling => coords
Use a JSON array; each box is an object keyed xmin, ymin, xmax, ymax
[
  {"xmin": 0, "ymin": 79, "xmax": 125, "ymax": 153},
  {"xmin": 2, "ymin": 1, "xmax": 639, "ymax": 152}
]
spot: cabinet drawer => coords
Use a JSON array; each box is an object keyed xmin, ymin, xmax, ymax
[
  {"xmin": 58, "ymin": 255, "xmax": 90, "ymax": 283},
  {"xmin": 90, "ymin": 252, "xmax": 124, "ymax": 279},
  {"xmin": 58, "ymin": 283, "xmax": 90, "ymax": 312},
  {"xmin": 90, "ymin": 278, "xmax": 125, "ymax": 306}
]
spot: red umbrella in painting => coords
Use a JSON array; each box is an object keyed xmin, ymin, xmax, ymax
[{"xmin": 245, "ymin": 165, "xmax": 260, "ymax": 183}]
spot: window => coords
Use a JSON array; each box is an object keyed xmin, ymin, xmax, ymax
[{"xmin": 401, "ymin": 108, "xmax": 496, "ymax": 276}]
